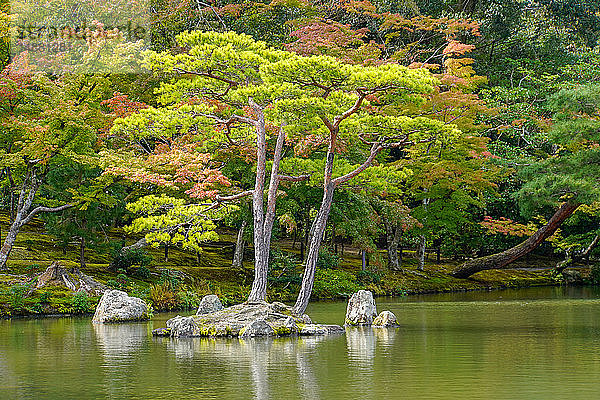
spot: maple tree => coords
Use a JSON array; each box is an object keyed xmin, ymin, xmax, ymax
[{"xmin": 0, "ymin": 54, "xmax": 107, "ymax": 269}]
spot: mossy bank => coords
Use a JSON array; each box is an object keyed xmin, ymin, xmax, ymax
[{"xmin": 0, "ymin": 214, "xmax": 590, "ymax": 318}]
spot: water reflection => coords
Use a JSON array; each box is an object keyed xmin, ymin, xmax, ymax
[
  {"xmin": 4, "ymin": 287, "xmax": 600, "ymax": 400},
  {"xmin": 93, "ymin": 322, "xmax": 147, "ymax": 358},
  {"xmin": 164, "ymin": 335, "xmax": 330, "ymax": 400}
]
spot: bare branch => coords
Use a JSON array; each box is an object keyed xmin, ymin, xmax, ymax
[
  {"xmin": 333, "ymin": 91, "xmax": 367, "ymax": 128},
  {"xmin": 215, "ymin": 190, "xmax": 253, "ymax": 203},
  {"xmin": 21, "ymin": 204, "xmax": 74, "ymax": 226},
  {"xmin": 333, "ymin": 143, "xmax": 383, "ymax": 186}
]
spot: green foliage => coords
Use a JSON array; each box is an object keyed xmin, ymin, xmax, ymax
[
  {"xmin": 158, "ymin": 270, "xmax": 182, "ymax": 289},
  {"xmin": 268, "ymin": 250, "xmax": 301, "ymax": 287},
  {"xmin": 134, "ymin": 265, "xmax": 152, "ymax": 280},
  {"xmin": 357, "ymin": 270, "xmax": 383, "ymax": 285},
  {"xmin": 8, "ymin": 282, "xmax": 31, "ymax": 311},
  {"xmin": 71, "ymin": 291, "xmax": 91, "ymax": 314},
  {"xmin": 316, "ymin": 248, "xmax": 340, "ymax": 270},
  {"xmin": 111, "ymin": 246, "xmax": 152, "ymax": 272},
  {"xmin": 149, "ymin": 282, "xmax": 178, "ymax": 311},
  {"xmin": 176, "ymin": 289, "xmax": 201, "ymax": 311},
  {"xmin": 124, "ymin": 195, "xmax": 224, "ymax": 252},
  {"xmin": 311, "ymin": 269, "xmax": 359, "ymax": 299}
]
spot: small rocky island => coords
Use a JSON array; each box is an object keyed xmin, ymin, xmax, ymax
[{"xmin": 151, "ymin": 290, "xmax": 397, "ymax": 338}]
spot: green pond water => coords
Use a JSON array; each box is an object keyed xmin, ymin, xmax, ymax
[{"xmin": 3, "ymin": 286, "xmax": 600, "ymax": 399}]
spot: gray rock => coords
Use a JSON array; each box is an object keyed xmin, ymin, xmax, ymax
[
  {"xmin": 270, "ymin": 301, "xmax": 293, "ymax": 314},
  {"xmin": 373, "ymin": 311, "xmax": 399, "ymax": 327},
  {"xmin": 239, "ymin": 319, "xmax": 275, "ymax": 338},
  {"xmin": 196, "ymin": 295, "xmax": 224, "ymax": 315},
  {"xmin": 92, "ymin": 290, "xmax": 149, "ymax": 323},
  {"xmin": 166, "ymin": 316, "xmax": 198, "ymax": 337},
  {"xmin": 345, "ymin": 290, "xmax": 378, "ymax": 326}
]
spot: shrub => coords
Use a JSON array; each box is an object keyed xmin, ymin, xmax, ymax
[
  {"xmin": 116, "ymin": 273, "xmax": 129, "ymax": 287},
  {"xmin": 111, "ymin": 246, "xmax": 152, "ymax": 272},
  {"xmin": 39, "ymin": 291, "xmax": 51, "ymax": 303},
  {"xmin": 106, "ymin": 279, "xmax": 121, "ymax": 290},
  {"xmin": 316, "ymin": 248, "xmax": 340, "ymax": 270},
  {"xmin": 9, "ymin": 282, "xmax": 32, "ymax": 311},
  {"xmin": 134, "ymin": 265, "xmax": 151, "ymax": 280},
  {"xmin": 129, "ymin": 284, "xmax": 150, "ymax": 301},
  {"xmin": 176, "ymin": 290, "xmax": 200, "ymax": 310},
  {"xmin": 71, "ymin": 291, "xmax": 91, "ymax": 313},
  {"xmin": 268, "ymin": 250, "xmax": 301, "ymax": 288},
  {"xmin": 312, "ymin": 269, "xmax": 359, "ymax": 299},
  {"xmin": 357, "ymin": 270, "xmax": 383, "ymax": 285},
  {"xmin": 149, "ymin": 282, "xmax": 178, "ymax": 311},
  {"xmin": 158, "ymin": 270, "xmax": 182, "ymax": 289}
]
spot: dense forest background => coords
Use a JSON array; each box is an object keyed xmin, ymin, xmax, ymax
[{"xmin": 0, "ymin": 0, "xmax": 599, "ymax": 314}]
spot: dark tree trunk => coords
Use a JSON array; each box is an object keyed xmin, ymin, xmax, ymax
[
  {"xmin": 164, "ymin": 243, "xmax": 169, "ymax": 262},
  {"xmin": 385, "ymin": 221, "xmax": 402, "ymax": 271},
  {"xmin": 361, "ymin": 250, "xmax": 366, "ymax": 271},
  {"xmin": 451, "ymin": 203, "xmax": 581, "ymax": 278},
  {"xmin": 232, "ymin": 220, "xmax": 247, "ymax": 269},
  {"xmin": 80, "ymin": 236, "xmax": 86, "ymax": 270}
]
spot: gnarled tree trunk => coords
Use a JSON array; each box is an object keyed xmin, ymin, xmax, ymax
[{"xmin": 451, "ymin": 202, "xmax": 580, "ymax": 278}]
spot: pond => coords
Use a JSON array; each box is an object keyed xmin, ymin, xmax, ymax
[{"xmin": 2, "ymin": 286, "xmax": 600, "ymax": 399}]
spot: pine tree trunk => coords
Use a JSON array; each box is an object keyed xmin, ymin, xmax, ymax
[
  {"xmin": 293, "ymin": 181, "xmax": 335, "ymax": 314},
  {"xmin": 232, "ymin": 220, "xmax": 247, "ymax": 269},
  {"xmin": 451, "ymin": 202, "xmax": 580, "ymax": 278},
  {"xmin": 247, "ymin": 111, "xmax": 287, "ymax": 302}
]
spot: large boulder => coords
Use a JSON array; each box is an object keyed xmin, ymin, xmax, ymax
[
  {"xmin": 345, "ymin": 290, "xmax": 378, "ymax": 326},
  {"xmin": 196, "ymin": 295, "xmax": 224, "ymax": 315},
  {"xmin": 373, "ymin": 311, "xmax": 399, "ymax": 327},
  {"xmin": 92, "ymin": 290, "xmax": 150, "ymax": 323},
  {"xmin": 167, "ymin": 316, "xmax": 198, "ymax": 337}
]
